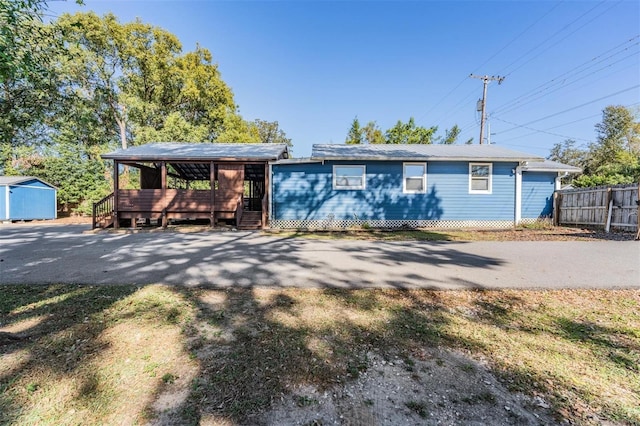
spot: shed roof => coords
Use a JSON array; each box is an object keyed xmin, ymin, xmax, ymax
[
  {"xmin": 102, "ymin": 142, "xmax": 290, "ymax": 161},
  {"xmin": 311, "ymin": 144, "xmax": 545, "ymax": 162},
  {"xmin": 0, "ymin": 176, "xmax": 56, "ymax": 188}
]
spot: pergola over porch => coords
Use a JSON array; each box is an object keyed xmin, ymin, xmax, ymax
[{"xmin": 94, "ymin": 142, "xmax": 289, "ymax": 230}]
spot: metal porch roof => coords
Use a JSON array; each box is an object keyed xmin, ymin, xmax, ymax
[{"xmin": 102, "ymin": 142, "xmax": 290, "ymax": 161}]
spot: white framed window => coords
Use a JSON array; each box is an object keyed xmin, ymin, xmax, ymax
[
  {"xmin": 403, "ymin": 162, "xmax": 426, "ymax": 193},
  {"xmin": 469, "ymin": 163, "xmax": 492, "ymax": 194},
  {"xmin": 333, "ymin": 165, "xmax": 366, "ymax": 190}
]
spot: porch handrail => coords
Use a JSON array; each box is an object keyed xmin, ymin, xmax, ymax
[
  {"xmin": 235, "ymin": 194, "xmax": 244, "ymax": 228},
  {"xmin": 92, "ymin": 192, "xmax": 115, "ymax": 229},
  {"xmin": 261, "ymin": 193, "xmax": 268, "ymax": 228}
]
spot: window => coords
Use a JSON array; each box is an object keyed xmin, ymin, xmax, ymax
[
  {"xmin": 403, "ymin": 163, "xmax": 426, "ymax": 193},
  {"xmin": 333, "ymin": 165, "xmax": 366, "ymax": 190},
  {"xmin": 469, "ymin": 163, "xmax": 492, "ymax": 194}
]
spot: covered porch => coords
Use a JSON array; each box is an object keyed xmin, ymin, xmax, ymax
[{"xmin": 94, "ymin": 143, "xmax": 289, "ymax": 230}]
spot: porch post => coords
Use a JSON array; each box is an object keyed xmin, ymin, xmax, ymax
[
  {"xmin": 161, "ymin": 161, "xmax": 167, "ymax": 228},
  {"xmin": 210, "ymin": 161, "xmax": 215, "ymax": 227},
  {"xmin": 113, "ymin": 160, "xmax": 119, "ymax": 229}
]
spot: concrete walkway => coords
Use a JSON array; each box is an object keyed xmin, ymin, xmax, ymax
[{"xmin": 0, "ymin": 224, "xmax": 638, "ymax": 289}]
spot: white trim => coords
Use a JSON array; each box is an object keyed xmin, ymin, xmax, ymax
[
  {"xmin": 515, "ymin": 166, "xmax": 522, "ymax": 225},
  {"xmin": 4, "ymin": 186, "xmax": 9, "ymax": 220},
  {"xmin": 5, "ymin": 184, "xmax": 54, "ymax": 191},
  {"xmin": 469, "ymin": 163, "xmax": 492, "ymax": 194},
  {"xmin": 554, "ymin": 174, "xmax": 563, "ymax": 191},
  {"xmin": 333, "ymin": 165, "xmax": 366, "ymax": 190},
  {"xmin": 403, "ymin": 162, "xmax": 427, "ymax": 194}
]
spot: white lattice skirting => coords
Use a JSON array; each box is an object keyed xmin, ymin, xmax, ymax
[{"xmin": 269, "ymin": 218, "xmax": 530, "ymax": 230}]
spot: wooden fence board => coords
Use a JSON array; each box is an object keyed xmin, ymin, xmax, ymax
[{"xmin": 556, "ymin": 183, "xmax": 639, "ymax": 231}]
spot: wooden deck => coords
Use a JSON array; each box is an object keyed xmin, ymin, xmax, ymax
[{"xmin": 94, "ymin": 189, "xmax": 260, "ymax": 229}]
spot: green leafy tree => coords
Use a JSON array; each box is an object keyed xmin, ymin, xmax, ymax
[
  {"xmin": 363, "ymin": 121, "xmax": 385, "ymax": 144},
  {"xmin": 548, "ymin": 139, "xmax": 588, "ymax": 168},
  {"xmin": 385, "ymin": 117, "xmax": 436, "ymax": 144},
  {"xmin": 1, "ymin": 0, "xmax": 46, "ymax": 82},
  {"xmin": 4, "ymin": 11, "xmax": 269, "ymax": 213},
  {"xmin": 0, "ymin": 2, "xmax": 68, "ymax": 172},
  {"xmin": 8, "ymin": 142, "xmax": 110, "ymax": 214},
  {"xmin": 551, "ymin": 106, "xmax": 640, "ymax": 187},
  {"xmin": 345, "ymin": 117, "xmax": 363, "ymax": 144},
  {"xmin": 586, "ymin": 105, "xmax": 640, "ymax": 173},
  {"xmin": 253, "ymin": 119, "xmax": 292, "ymax": 146},
  {"xmin": 439, "ymin": 124, "xmax": 461, "ymax": 145},
  {"xmin": 216, "ymin": 112, "xmax": 260, "ymax": 142}
]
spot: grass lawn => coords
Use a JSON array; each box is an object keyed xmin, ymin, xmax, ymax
[{"xmin": 1, "ymin": 285, "xmax": 638, "ymax": 425}]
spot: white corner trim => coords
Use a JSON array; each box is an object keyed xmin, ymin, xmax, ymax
[
  {"xmin": 5, "ymin": 186, "xmax": 9, "ymax": 220},
  {"xmin": 515, "ymin": 166, "xmax": 522, "ymax": 225}
]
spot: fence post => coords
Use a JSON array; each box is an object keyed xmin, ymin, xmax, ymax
[
  {"xmin": 636, "ymin": 182, "xmax": 640, "ymax": 240},
  {"xmin": 604, "ymin": 187, "xmax": 613, "ymax": 232},
  {"xmin": 553, "ymin": 191, "xmax": 560, "ymax": 226}
]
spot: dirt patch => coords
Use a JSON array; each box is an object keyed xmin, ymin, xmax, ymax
[{"xmin": 263, "ymin": 349, "xmax": 556, "ymax": 426}]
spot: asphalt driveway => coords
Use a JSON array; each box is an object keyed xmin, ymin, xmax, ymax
[{"xmin": 0, "ymin": 224, "xmax": 638, "ymax": 289}]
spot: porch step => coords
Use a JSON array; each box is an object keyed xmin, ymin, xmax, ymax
[
  {"xmin": 95, "ymin": 215, "xmax": 115, "ymax": 229},
  {"xmin": 238, "ymin": 211, "xmax": 262, "ymax": 230}
]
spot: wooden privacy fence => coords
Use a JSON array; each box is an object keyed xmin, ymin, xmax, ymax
[{"xmin": 554, "ymin": 183, "xmax": 640, "ymax": 233}]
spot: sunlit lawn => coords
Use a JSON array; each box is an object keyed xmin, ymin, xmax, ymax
[{"xmin": 1, "ymin": 285, "xmax": 638, "ymax": 425}]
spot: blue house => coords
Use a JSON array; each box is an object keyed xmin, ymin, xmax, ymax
[
  {"xmin": 270, "ymin": 144, "xmax": 580, "ymax": 229},
  {"xmin": 0, "ymin": 176, "xmax": 57, "ymax": 221}
]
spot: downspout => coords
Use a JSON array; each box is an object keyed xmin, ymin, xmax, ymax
[{"xmin": 514, "ymin": 164, "xmax": 523, "ymax": 226}]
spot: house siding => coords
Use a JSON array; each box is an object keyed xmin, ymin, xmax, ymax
[
  {"xmin": 272, "ymin": 160, "xmax": 518, "ymax": 222},
  {"xmin": 522, "ymin": 172, "xmax": 556, "ymax": 219},
  {"xmin": 4, "ymin": 179, "xmax": 57, "ymax": 220}
]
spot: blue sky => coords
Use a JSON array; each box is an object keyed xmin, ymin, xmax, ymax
[{"xmin": 47, "ymin": 0, "xmax": 640, "ymax": 158}]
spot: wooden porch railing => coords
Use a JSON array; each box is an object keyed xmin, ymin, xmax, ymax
[
  {"xmin": 262, "ymin": 194, "xmax": 268, "ymax": 228},
  {"xmin": 235, "ymin": 195, "xmax": 243, "ymax": 228},
  {"xmin": 92, "ymin": 192, "xmax": 115, "ymax": 229}
]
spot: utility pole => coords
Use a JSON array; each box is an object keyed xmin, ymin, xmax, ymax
[{"xmin": 470, "ymin": 74, "xmax": 505, "ymax": 144}]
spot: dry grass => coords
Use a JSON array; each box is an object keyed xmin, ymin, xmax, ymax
[
  {"xmin": 1, "ymin": 285, "xmax": 638, "ymax": 425},
  {"xmin": 265, "ymin": 226, "xmax": 637, "ymax": 241}
]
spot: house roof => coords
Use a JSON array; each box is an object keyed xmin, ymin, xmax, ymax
[
  {"xmin": 0, "ymin": 176, "xmax": 57, "ymax": 188},
  {"xmin": 102, "ymin": 142, "xmax": 290, "ymax": 161},
  {"xmin": 520, "ymin": 160, "xmax": 582, "ymax": 173},
  {"xmin": 311, "ymin": 144, "xmax": 545, "ymax": 162}
]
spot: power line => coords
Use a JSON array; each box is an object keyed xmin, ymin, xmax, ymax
[
  {"xmin": 501, "ymin": 1, "xmax": 620, "ymax": 76},
  {"xmin": 418, "ymin": 2, "xmax": 564, "ymax": 124},
  {"xmin": 494, "ymin": 102, "xmax": 640, "ymax": 144},
  {"xmin": 498, "ymin": 85, "xmax": 640, "ymax": 134},
  {"xmin": 494, "ymin": 36, "xmax": 639, "ymax": 114},
  {"xmin": 470, "ymin": 1, "xmax": 564, "ymax": 75},
  {"xmin": 495, "ymin": 54, "xmax": 640, "ymax": 116},
  {"xmin": 493, "ymin": 117, "xmax": 591, "ymax": 142}
]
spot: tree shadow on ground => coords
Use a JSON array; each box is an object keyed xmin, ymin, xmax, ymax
[{"xmin": 0, "ymin": 285, "xmax": 140, "ymax": 424}]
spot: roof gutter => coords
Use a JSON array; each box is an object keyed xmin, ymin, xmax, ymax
[{"xmin": 311, "ymin": 156, "xmax": 544, "ymax": 162}]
